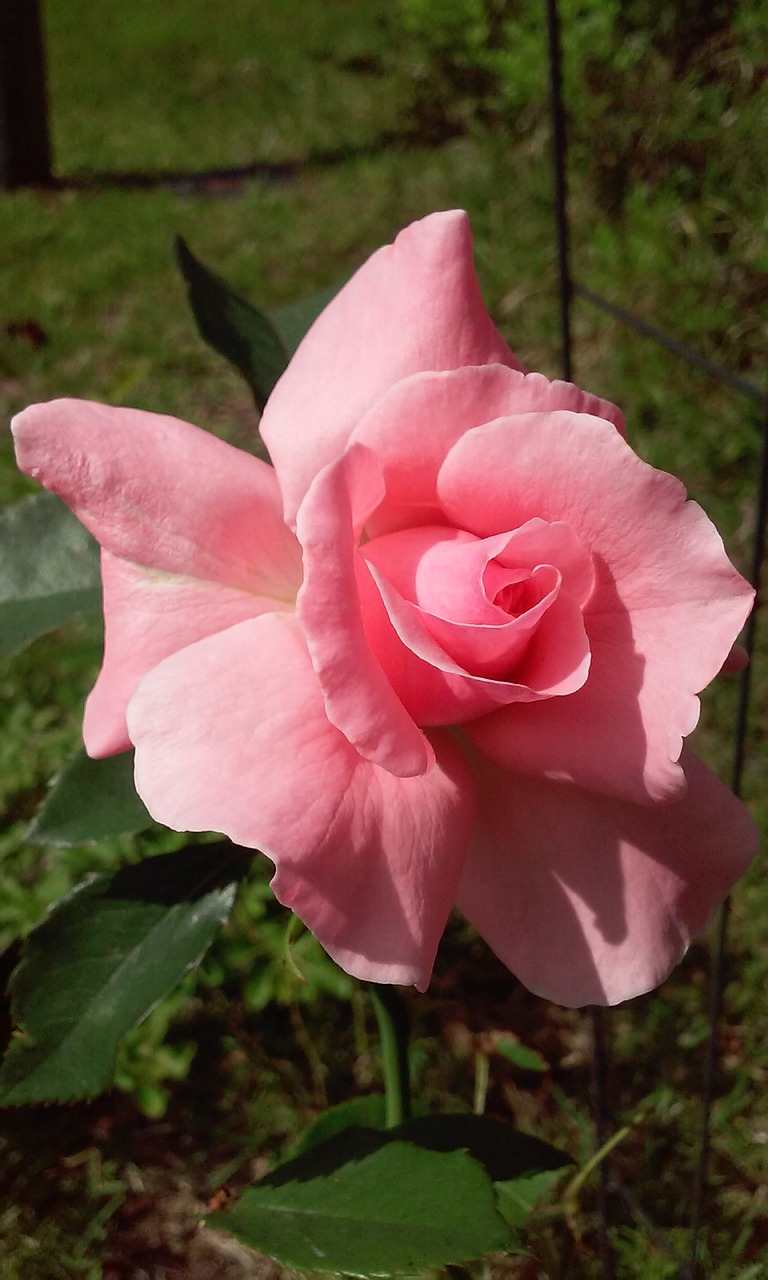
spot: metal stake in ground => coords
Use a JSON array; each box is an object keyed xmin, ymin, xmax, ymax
[{"xmin": 0, "ymin": 0, "xmax": 53, "ymax": 190}]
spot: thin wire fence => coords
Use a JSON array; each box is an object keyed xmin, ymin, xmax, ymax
[{"xmin": 544, "ymin": 1, "xmax": 767, "ymax": 1275}]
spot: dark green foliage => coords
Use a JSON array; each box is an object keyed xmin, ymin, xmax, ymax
[
  {"xmin": 0, "ymin": 843, "xmax": 251, "ymax": 1104},
  {"xmin": 211, "ymin": 1131, "xmax": 513, "ymax": 1274},
  {"xmin": 0, "ymin": 493, "xmax": 101, "ymax": 658},
  {"xmin": 176, "ymin": 234, "xmax": 347, "ymax": 411},
  {"xmin": 176, "ymin": 236, "xmax": 289, "ymax": 414},
  {"xmin": 392, "ymin": 1113, "xmax": 573, "ymax": 1182},
  {"xmin": 291, "ymin": 1095, "xmax": 390, "ymax": 1154},
  {"xmin": 212, "ymin": 1116, "xmax": 570, "ymax": 1273},
  {"xmin": 28, "ymin": 748, "xmax": 152, "ymax": 845}
]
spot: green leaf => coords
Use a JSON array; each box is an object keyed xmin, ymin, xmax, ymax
[
  {"xmin": 494, "ymin": 1037, "xmax": 549, "ymax": 1073},
  {"xmin": 210, "ymin": 1127, "xmax": 512, "ymax": 1276},
  {"xmin": 175, "ymin": 236, "xmax": 289, "ymax": 413},
  {"xmin": 0, "ymin": 492, "xmax": 101, "ymax": 658},
  {"xmin": 392, "ymin": 1116, "xmax": 571, "ymax": 1234},
  {"xmin": 495, "ymin": 1168, "xmax": 568, "ymax": 1230},
  {"xmin": 0, "ymin": 842, "xmax": 252, "ymax": 1105},
  {"xmin": 292, "ymin": 1095, "xmax": 389, "ymax": 1156},
  {"xmin": 393, "ymin": 1114, "xmax": 572, "ymax": 1184},
  {"xmin": 28, "ymin": 748, "xmax": 152, "ymax": 846},
  {"xmin": 292, "ymin": 1094, "xmax": 433, "ymax": 1160}
]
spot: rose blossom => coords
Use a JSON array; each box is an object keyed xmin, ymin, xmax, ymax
[{"xmin": 11, "ymin": 211, "xmax": 757, "ymax": 1006}]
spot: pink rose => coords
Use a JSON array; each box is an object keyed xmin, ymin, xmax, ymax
[{"xmin": 12, "ymin": 211, "xmax": 757, "ymax": 1006}]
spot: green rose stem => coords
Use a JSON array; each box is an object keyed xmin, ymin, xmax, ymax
[{"xmin": 368, "ymin": 983, "xmax": 412, "ymax": 1128}]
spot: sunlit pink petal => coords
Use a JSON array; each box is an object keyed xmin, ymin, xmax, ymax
[
  {"xmin": 360, "ymin": 521, "xmax": 591, "ymax": 707},
  {"xmin": 441, "ymin": 412, "xmax": 754, "ymax": 802},
  {"xmin": 351, "ymin": 364, "xmax": 625, "ymax": 535},
  {"xmin": 512, "ymin": 369, "xmax": 626, "ymax": 435},
  {"xmin": 493, "ymin": 518, "xmax": 595, "ymax": 609},
  {"xmin": 84, "ymin": 550, "xmax": 290, "ymax": 757},
  {"xmin": 128, "ymin": 613, "xmax": 475, "ymax": 989},
  {"xmin": 362, "ymin": 526, "xmax": 513, "ymax": 625},
  {"xmin": 260, "ymin": 211, "xmax": 523, "ymax": 525},
  {"xmin": 296, "ymin": 444, "xmax": 434, "ymax": 777},
  {"xmin": 12, "ymin": 399, "xmax": 301, "ymax": 596},
  {"xmin": 362, "ymin": 565, "xmax": 590, "ymax": 724}
]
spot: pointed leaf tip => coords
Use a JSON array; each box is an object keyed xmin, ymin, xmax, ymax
[{"xmin": 175, "ymin": 235, "xmax": 289, "ymax": 413}]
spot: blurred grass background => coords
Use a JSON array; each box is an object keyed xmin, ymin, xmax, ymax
[{"xmin": 1, "ymin": 0, "xmax": 766, "ymax": 1275}]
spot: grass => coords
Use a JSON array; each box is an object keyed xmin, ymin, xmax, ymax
[
  {"xmin": 45, "ymin": 0, "xmax": 403, "ymax": 172},
  {"xmin": 1, "ymin": 0, "xmax": 767, "ymax": 1275}
]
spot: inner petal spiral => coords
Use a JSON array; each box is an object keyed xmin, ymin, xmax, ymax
[
  {"xmin": 362, "ymin": 524, "xmax": 567, "ymax": 680},
  {"xmin": 360, "ymin": 517, "xmax": 593, "ymax": 724},
  {"xmin": 364, "ymin": 525, "xmax": 515, "ymax": 625}
]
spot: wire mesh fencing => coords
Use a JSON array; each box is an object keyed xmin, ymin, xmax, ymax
[{"xmin": 544, "ymin": 1, "xmax": 767, "ymax": 1274}]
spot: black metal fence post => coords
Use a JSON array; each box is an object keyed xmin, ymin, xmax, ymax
[
  {"xmin": 0, "ymin": 0, "xmax": 53, "ymax": 190},
  {"xmin": 545, "ymin": 3, "xmax": 616, "ymax": 1274},
  {"xmin": 688, "ymin": 397, "xmax": 768, "ymax": 1279},
  {"xmin": 544, "ymin": 0, "xmax": 572, "ymax": 385},
  {"xmin": 544, "ymin": 1, "xmax": 767, "ymax": 1275}
]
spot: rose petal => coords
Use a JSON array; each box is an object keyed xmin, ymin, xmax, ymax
[
  {"xmin": 12, "ymin": 399, "xmax": 302, "ymax": 596},
  {"xmin": 441, "ymin": 412, "xmax": 754, "ymax": 802},
  {"xmin": 296, "ymin": 445, "xmax": 434, "ymax": 777},
  {"xmin": 494, "ymin": 518, "xmax": 595, "ymax": 609},
  {"xmin": 352, "ymin": 366, "xmax": 530, "ymax": 535},
  {"xmin": 516, "ymin": 369, "xmax": 626, "ymax": 436},
  {"xmin": 360, "ymin": 522, "xmax": 591, "ymax": 696},
  {"xmin": 362, "ymin": 526, "xmax": 514, "ymax": 626},
  {"xmin": 457, "ymin": 748, "xmax": 757, "ymax": 1006},
  {"xmin": 351, "ymin": 365, "xmax": 624, "ymax": 536},
  {"xmin": 465, "ymin": 606, "xmax": 652, "ymax": 797},
  {"xmin": 128, "ymin": 613, "xmax": 475, "ymax": 990},
  {"xmin": 412, "ymin": 563, "xmax": 563, "ymax": 679},
  {"xmin": 364, "ymin": 521, "xmax": 592, "ymax": 628},
  {"xmin": 362, "ymin": 564, "xmax": 591, "ymax": 724},
  {"xmin": 84, "ymin": 550, "xmax": 289, "ymax": 757},
  {"xmin": 260, "ymin": 211, "xmax": 523, "ymax": 526}
]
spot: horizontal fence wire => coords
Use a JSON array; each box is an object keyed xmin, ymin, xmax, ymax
[
  {"xmin": 572, "ymin": 283, "xmax": 766, "ymax": 407},
  {"xmin": 544, "ymin": 1, "xmax": 765, "ymax": 1276}
]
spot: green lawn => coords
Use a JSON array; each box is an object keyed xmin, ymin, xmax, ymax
[{"xmin": 1, "ymin": 1, "xmax": 766, "ymax": 1276}]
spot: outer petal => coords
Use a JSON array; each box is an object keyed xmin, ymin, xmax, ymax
[
  {"xmin": 84, "ymin": 550, "xmax": 290, "ymax": 757},
  {"xmin": 127, "ymin": 613, "xmax": 475, "ymax": 990},
  {"xmin": 351, "ymin": 365, "xmax": 624, "ymax": 535},
  {"xmin": 12, "ymin": 399, "xmax": 302, "ymax": 595},
  {"xmin": 296, "ymin": 445, "xmax": 434, "ymax": 777},
  {"xmin": 260, "ymin": 211, "xmax": 523, "ymax": 526},
  {"xmin": 441, "ymin": 413, "xmax": 754, "ymax": 802},
  {"xmin": 457, "ymin": 749, "xmax": 757, "ymax": 1006}
]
